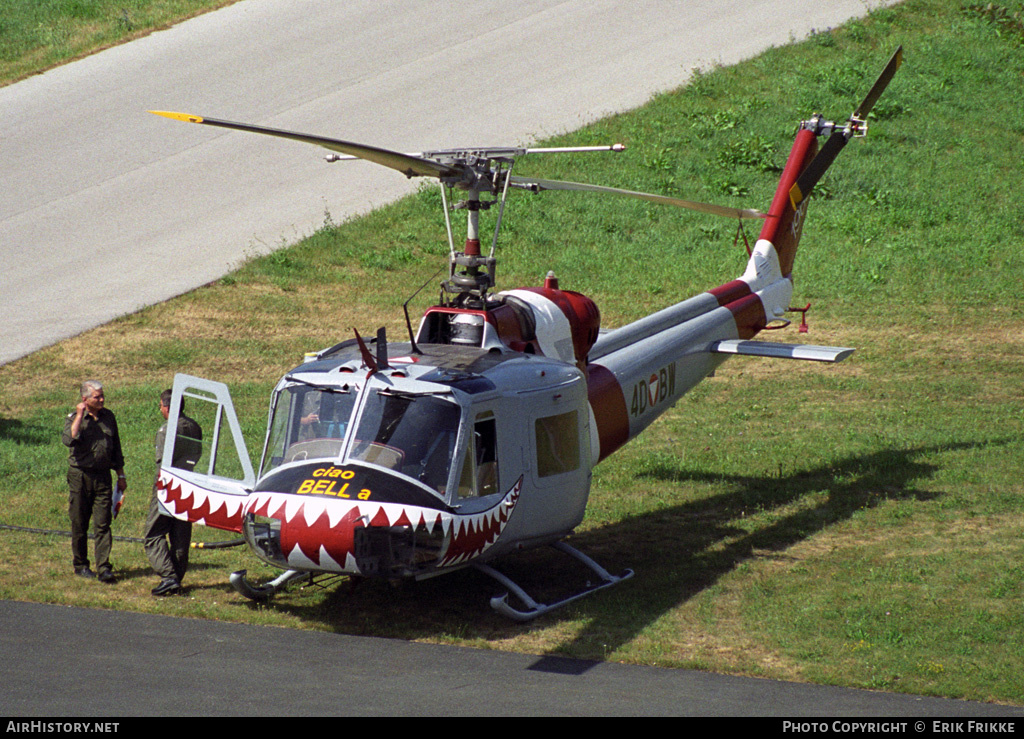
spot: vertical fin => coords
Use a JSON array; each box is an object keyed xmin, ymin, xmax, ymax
[{"xmin": 758, "ymin": 129, "xmax": 818, "ymax": 278}]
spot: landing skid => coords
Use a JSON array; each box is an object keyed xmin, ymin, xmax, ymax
[
  {"xmin": 230, "ymin": 569, "xmax": 310, "ymax": 601},
  {"xmin": 474, "ymin": 541, "xmax": 633, "ymax": 622}
]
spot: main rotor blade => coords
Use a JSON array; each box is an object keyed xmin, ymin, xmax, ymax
[
  {"xmin": 854, "ymin": 45, "xmax": 903, "ymax": 120},
  {"xmin": 149, "ymin": 111, "xmax": 465, "ymax": 180},
  {"xmin": 509, "ymin": 176, "xmax": 766, "ymax": 219}
]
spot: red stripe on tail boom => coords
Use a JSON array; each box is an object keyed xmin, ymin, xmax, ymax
[
  {"xmin": 724, "ymin": 293, "xmax": 768, "ymax": 340},
  {"xmin": 587, "ymin": 364, "xmax": 630, "ymax": 461},
  {"xmin": 709, "ymin": 279, "xmax": 752, "ymax": 306}
]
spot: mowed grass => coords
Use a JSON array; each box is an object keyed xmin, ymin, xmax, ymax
[
  {"xmin": 0, "ymin": 0, "xmax": 239, "ymax": 86},
  {"xmin": 2, "ymin": 0, "xmax": 1023, "ymax": 705}
]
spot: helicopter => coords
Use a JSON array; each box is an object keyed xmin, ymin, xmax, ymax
[{"xmin": 149, "ymin": 47, "xmax": 901, "ymax": 620}]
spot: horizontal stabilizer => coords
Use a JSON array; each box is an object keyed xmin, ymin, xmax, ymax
[{"xmin": 709, "ymin": 340, "xmax": 854, "ymax": 363}]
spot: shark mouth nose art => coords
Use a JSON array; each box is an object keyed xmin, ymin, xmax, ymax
[
  {"xmin": 244, "ymin": 477, "xmax": 521, "ymax": 574},
  {"xmin": 159, "ymin": 469, "xmax": 523, "ymax": 575}
]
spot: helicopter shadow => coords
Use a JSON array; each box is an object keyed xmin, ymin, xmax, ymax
[
  {"xmin": 522, "ymin": 440, "xmax": 1000, "ymax": 668},
  {"xmin": 239, "ymin": 441, "xmax": 992, "ymax": 660}
]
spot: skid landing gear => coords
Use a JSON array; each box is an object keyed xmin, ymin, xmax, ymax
[
  {"xmin": 230, "ymin": 569, "xmax": 311, "ymax": 601},
  {"xmin": 474, "ymin": 541, "xmax": 633, "ymax": 622}
]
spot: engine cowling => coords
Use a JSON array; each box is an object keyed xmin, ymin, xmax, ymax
[{"xmin": 499, "ymin": 273, "xmax": 600, "ymax": 369}]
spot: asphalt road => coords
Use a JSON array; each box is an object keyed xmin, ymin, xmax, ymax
[
  {"xmin": 3, "ymin": 600, "xmax": 1022, "ymax": 717},
  {"xmin": 1, "ymin": 0, "xmax": 897, "ymax": 366}
]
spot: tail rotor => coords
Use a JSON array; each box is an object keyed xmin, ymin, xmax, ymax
[{"xmin": 788, "ymin": 46, "xmax": 903, "ymax": 209}]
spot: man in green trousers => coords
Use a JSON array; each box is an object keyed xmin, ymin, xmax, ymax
[{"xmin": 63, "ymin": 380, "xmax": 126, "ymax": 584}]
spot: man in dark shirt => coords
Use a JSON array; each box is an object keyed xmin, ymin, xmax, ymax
[
  {"xmin": 62, "ymin": 380, "xmax": 127, "ymax": 583},
  {"xmin": 145, "ymin": 388, "xmax": 202, "ymax": 596}
]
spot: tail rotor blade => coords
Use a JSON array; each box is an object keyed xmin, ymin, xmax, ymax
[
  {"xmin": 789, "ymin": 130, "xmax": 847, "ymax": 208},
  {"xmin": 788, "ymin": 46, "xmax": 903, "ymax": 208},
  {"xmin": 854, "ymin": 45, "xmax": 903, "ymax": 120}
]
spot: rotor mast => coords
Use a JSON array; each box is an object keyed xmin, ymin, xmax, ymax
[
  {"xmin": 438, "ymin": 150, "xmax": 516, "ymax": 306},
  {"xmin": 436, "ymin": 145, "xmax": 626, "ymax": 306},
  {"xmin": 443, "ymin": 185, "xmax": 496, "ymax": 306}
]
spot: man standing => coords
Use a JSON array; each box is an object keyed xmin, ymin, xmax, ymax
[
  {"xmin": 145, "ymin": 389, "xmax": 202, "ymax": 596},
  {"xmin": 62, "ymin": 380, "xmax": 126, "ymax": 583}
]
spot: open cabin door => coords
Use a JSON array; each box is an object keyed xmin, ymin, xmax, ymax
[{"xmin": 158, "ymin": 375, "xmax": 255, "ymax": 529}]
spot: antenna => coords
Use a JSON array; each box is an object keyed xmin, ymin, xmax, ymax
[
  {"xmin": 403, "ymin": 266, "xmax": 445, "ymax": 353},
  {"xmin": 375, "ymin": 327, "xmax": 390, "ymax": 370}
]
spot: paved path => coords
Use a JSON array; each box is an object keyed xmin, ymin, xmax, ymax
[
  {"xmin": 2, "ymin": 0, "xmax": 896, "ymax": 365},
  {"xmin": 3, "ymin": 600, "xmax": 1021, "ymax": 717}
]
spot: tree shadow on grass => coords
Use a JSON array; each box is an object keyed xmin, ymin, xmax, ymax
[{"xmin": 0, "ymin": 417, "xmax": 51, "ymax": 446}]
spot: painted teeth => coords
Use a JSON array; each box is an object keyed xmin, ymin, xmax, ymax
[
  {"xmin": 285, "ymin": 543, "xmax": 318, "ymax": 570},
  {"xmin": 156, "ymin": 473, "xmax": 245, "ymax": 532},
  {"xmin": 246, "ymin": 493, "xmax": 448, "ymax": 532}
]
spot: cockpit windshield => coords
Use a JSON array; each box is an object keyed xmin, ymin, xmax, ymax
[
  {"xmin": 261, "ymin": 381, "xmax": 463, "ymax": 496},
  {"xmin": 262, "ymin": 383, "xmax": 356, "ymax": 474},
  {"xmin": 350, "ymin": 390, "xmax": 462, "ymax": 494}
]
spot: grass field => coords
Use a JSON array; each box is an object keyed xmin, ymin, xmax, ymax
[
  {"xmin": 2, "ymin": 0, "xmax": 1023, "ymax": 706},
  {"xmin": 0, "ymin": 0, "xmax": 237, "ymax": 86}
]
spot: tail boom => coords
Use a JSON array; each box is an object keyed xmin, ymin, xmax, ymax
[{"xmin": 585, "ymin": 237, "xmax": 795, "ymax": 462}]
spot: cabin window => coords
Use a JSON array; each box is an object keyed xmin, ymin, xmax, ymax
[
  {"xmin": 534, "ymin": 410, "xmax": 580, "ymax": 478},
  {"xmin": 164, "ymin": 405, "xmax": 203, "ymax": 472},
  {"xmin": 263, "ymin": 385, "xmax": 355, "ymax": 472},
  {"xmin": 457, "ymin": 411, "xmax": 499, "ymax": 499}
]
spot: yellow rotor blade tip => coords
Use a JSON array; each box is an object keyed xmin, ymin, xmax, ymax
[{"xmin": 149, "ymin": 110, "xmax": 205, "ymax": 124}]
